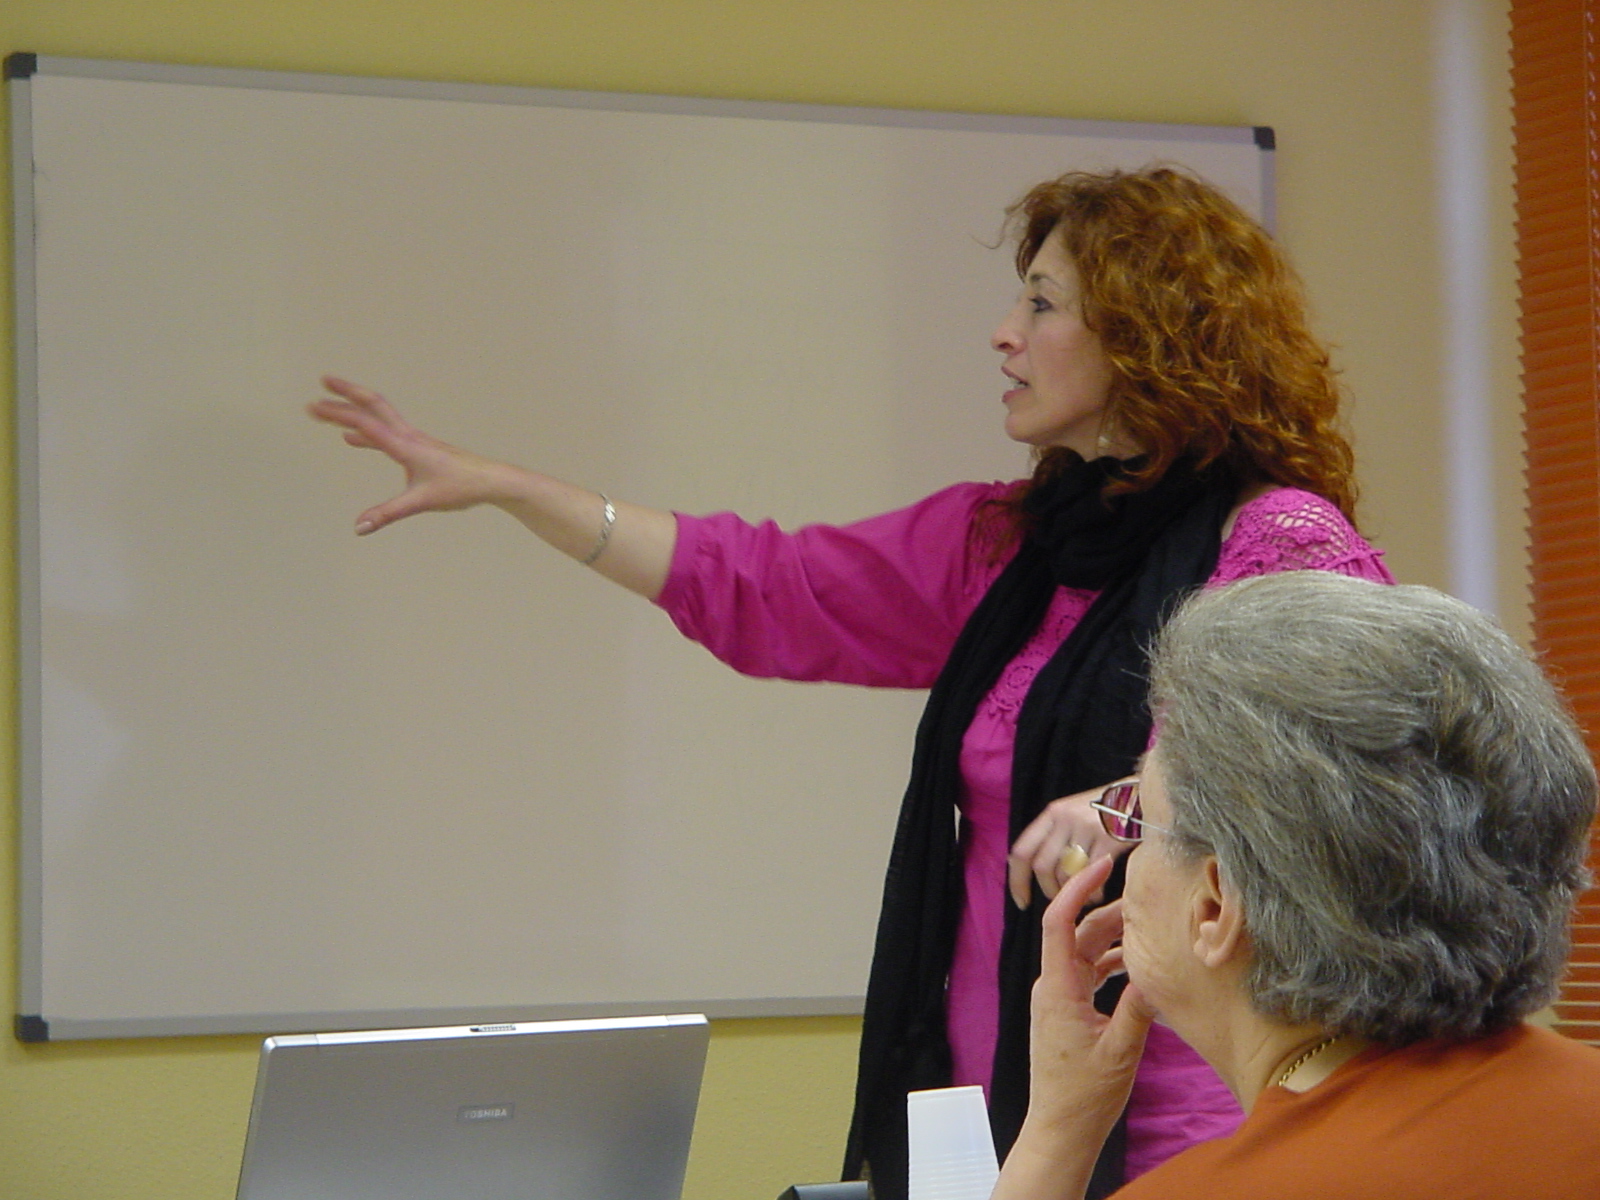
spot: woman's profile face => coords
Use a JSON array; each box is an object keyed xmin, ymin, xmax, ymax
[
  {"xmin": 1118, "ymin": 750, "xmax": 1209, "ymax": 1023},
  {"xmin": 991, "ymin": 230, "xmax": 1117, "ymax": 456}
]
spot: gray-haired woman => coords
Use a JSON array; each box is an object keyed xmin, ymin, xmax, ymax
[{"xmin": 994, "ymin": 571, "xmax": 1600, "ymax": 1200}]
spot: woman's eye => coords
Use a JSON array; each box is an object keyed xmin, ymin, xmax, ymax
[{"xmin": 1030, "ymin": 295, "xmax": 1052, "ymax": 313}]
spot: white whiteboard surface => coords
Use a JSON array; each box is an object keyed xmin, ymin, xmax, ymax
[{"xmin": 10, "ymin": 54, "xmax": 1270, "ymax": 1039}]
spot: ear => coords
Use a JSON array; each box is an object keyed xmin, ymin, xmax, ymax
[{"xmin": 1193, "ymin": 856, "xmax": 1248, "ymax": 969}]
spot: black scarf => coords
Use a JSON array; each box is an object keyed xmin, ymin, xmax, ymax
[{"xmin": 842, "ymin": 455, "xmax": 1234, "ymax": 1200}]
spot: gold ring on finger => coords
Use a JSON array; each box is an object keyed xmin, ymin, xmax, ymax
[{"xmin": 1058, "ymin": 843, "xmax": 1091, "ymax": 879}]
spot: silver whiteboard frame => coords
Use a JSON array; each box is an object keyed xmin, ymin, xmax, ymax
[{"xmin": 8, "ymin": 53, "xmax": 1273, "ymax": 1040}]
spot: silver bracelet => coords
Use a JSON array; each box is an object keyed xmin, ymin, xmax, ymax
[{"xmin": 582, "ymin": 494, "xmax": 616, "ymax": 565}]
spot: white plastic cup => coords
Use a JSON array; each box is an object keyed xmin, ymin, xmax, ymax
[{"xmin": 906, "ymin": 1085, "xmax": 999, "ymax": 1200}]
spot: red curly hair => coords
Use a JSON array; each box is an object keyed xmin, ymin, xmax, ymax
[{"xmin": 1000, "ymin": 166, "xmax": 1358, "ymax": 524}]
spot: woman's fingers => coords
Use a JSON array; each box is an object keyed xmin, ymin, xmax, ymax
[
  {"xmin": 309, "ymin": 402, "xmax": 391, "ymax": 455},
  {"xmin": 1009, "ymin": 834, "xmax": 1080, "ymax": 906},
  {"xmin": 310, "ymin": 398, "xmax": 403, "ymax": 450},
  {"xmin": 1009, "ymin": 786, "xmax": 1119, "ymax": 908},
  {"xmin": 321, "ymin": 374, "xmax": 403, "ymax": 423},
  {"xmin": 1098, "ymin": 977, "xmax": 1155, "ymax": 1084},
  {"xmin": 1009, "ymin": 802, "xmax": 1078, "ymax": 906},
  {"xmin": 1008, "ymin": 820, "xmax": 1049, "ymax": 908},
  {"xmin": 1094, "ymin": 945, "xmax": 1126, "ymax": 992},
  {"xmin": 311, "ymin": 376, "xmax": 423, "ymax": 454},
  {"xmin": 311, "ymin": 377, "xmax": 504, "ymax": 532},
  {"xmin": 354, "ymin": 493, "xmax": 426, "ymax": 535},
  {"xmin": 1038, "ymin": 857, "xmax": 1117, "ymax": 988},
  {"xmin": 1007, "ymin": 863, "xmax": 1029, "ymax": 910},
  {"xmin": 1037, "ymin": 839, "xmax": 1092, "ymax": 902},
  {"xmin": 1074, "ymin": 899, "xmax": 1124, "ymax": 962},
  {"xmin": 1037, "ymin": 865, "xmax": 1151, "ymax": 1073}
]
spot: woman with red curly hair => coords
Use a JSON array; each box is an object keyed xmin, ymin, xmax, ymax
[{"xmin": 310, "ymin": 166, "xmax": 1390, "ymax": 1200}]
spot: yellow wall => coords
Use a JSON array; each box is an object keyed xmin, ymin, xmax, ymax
[{"xmin": 0, "ymin": 1, "xmax": 1516, "ymax": 1198}]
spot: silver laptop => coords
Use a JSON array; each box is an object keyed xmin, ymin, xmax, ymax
[{"xmin": 236, "ymin": 1013, "xmax": 710, "ymax": 1200}]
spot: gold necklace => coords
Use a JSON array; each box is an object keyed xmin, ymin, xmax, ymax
[{"xmin": 1276, "ymin": 1034, "xmax": 1341, "ymax": 1088}]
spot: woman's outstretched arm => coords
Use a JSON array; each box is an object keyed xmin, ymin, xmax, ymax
[{"xmin": 308, "ymin": 376, "xmax": 677, "ymax": 600}]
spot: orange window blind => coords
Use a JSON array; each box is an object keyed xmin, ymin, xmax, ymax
[{"xmin": 1513, "ymin": 0, "xmax": 1600, "ymax": 1042}]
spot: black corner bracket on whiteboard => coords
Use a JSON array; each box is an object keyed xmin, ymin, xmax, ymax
[
  {"xmin": 16, "ymin": 1014, "xmax": 51, "ymax": 1043},
  {"xmin": 5, "ymin": 52, "xmax": 39, "ymax": 81},
  {"xmin": 1253, "ymin": 125, "xmax": 1276, "ymax": 150}
]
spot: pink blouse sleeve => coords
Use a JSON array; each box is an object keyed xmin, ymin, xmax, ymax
[
  {"xmin": 654, "ymin": 481, "xmax": 1011, "ymax": 688},
  {"xmin": 1211, "ymin": 488, "xmax": 1395, "ymax": 586}
]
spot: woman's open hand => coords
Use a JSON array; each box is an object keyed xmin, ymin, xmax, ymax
[
  {"xmin": 308, "ymin": 375, "xmax": 513, "ymax": 534},
  {"xmin": 1008, "ymin": 781, "xmax": 1135, "ymax": 908},
  {"xmin": 309, "ymin": 375, "xmax": 678, "ymax": 598}
]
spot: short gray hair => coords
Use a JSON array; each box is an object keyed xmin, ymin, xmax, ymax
[{"xmin": 1148, "ymin": 572, "xmax": 1596, "ymax": 1043}]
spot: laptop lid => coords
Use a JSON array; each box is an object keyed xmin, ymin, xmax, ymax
[{"xmin": 236, "ymin": 1012, "xmax": 710, "ymax": 1200}]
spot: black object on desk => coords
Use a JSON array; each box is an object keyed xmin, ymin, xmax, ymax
[{"xmin": 778, "ymin": 1184, "xmax": 871, "ymax": 1200}]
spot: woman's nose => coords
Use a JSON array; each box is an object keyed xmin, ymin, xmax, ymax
[{"xmin": 991, "ymin": 310, "xmax": 1022, "ymax": 353}]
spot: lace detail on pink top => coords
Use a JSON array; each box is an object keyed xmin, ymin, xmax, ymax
[
  {"xmin": 1214, "ymin": 488, "xmax": 1391, "ymax": 583},
  {"xmin": 977, "ymin": 588, "xmax": 1097, "ymax": 720}
]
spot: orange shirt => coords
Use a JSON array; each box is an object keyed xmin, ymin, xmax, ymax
[{"xmin": 1112, "ymin": 1023, "xmax": 1600, "ymax": 1199}]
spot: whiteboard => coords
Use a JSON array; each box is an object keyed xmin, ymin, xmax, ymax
[{"xmin": 8, "ymin": 53, "xmax": 1271, "ymax": 1039}]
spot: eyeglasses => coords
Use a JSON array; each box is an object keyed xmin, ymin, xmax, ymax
[{"xmin": 1089, "ymin": 778, "xmax": 1172, "ymax": 843}]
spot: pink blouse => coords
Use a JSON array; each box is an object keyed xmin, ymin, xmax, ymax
[{"xmin": 657, "ymin": 481, "xmax": 1393, "ymax": 1180}]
